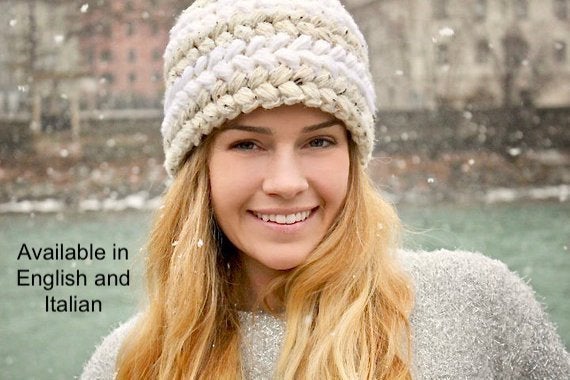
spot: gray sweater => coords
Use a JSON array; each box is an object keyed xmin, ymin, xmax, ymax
[{"xmin": 81, "ymin": 250, "xmax": 570, "ymax": 379}]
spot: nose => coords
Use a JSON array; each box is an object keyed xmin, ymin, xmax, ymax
[{"xmin": 262, "ymin": 151, "xmax": 309, "ymax": 199}]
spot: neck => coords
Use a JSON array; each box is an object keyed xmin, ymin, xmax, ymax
[{"xmin": 238, "ymin": 255, "xmax": 286, "ymax": 312}]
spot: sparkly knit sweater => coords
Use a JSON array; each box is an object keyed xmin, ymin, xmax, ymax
[{"xmin": 81, "ymin": 250, "xmax": 570, "ymax": 379}]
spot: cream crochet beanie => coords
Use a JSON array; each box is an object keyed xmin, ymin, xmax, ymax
[{"xmin": 162, "ymin": 0, "xmax": 376, "ymax": 177}]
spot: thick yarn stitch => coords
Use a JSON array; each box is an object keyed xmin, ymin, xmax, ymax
[{"xmin": 161, "ymin": 0, "xmax": 376, "ymax": 177}]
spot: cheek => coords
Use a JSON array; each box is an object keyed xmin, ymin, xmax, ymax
[
  {"xmin": 208, "ymin": 154, "xmax": 258, "ymax": 220},
  {"xmin": 327, "ymin": 172, "xmax": 350, "ymax": 210},
  {"xmin": 208, "ymin": 155, "xmax": 234, "ymax": 221},
  {"xmin": 310, "ymin": 151, "xmax": 350, "ymax": 209}
]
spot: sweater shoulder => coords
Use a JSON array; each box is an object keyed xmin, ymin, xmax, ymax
[
  {"xmin": 397, "ymin": 249, "xmax": 570, "ymax": 378},
  {"xmin": 397, "ymin": 248, "xmax": 510, "ymax": 283},
  {"xmin": 396, "ymin": 248, "xmax": 538, "ymax": 321},
  {"xmin": 80, "ymin": 314, "xmax": 140, "ymax": 380},
  {"xmin": 396, "ymin": 248, "xmax": 526, "ymax": 299}
]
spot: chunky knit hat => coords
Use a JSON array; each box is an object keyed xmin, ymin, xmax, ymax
[{"xmin": 162, "ymin": 0, "xmax": 376, "ymax": 177}]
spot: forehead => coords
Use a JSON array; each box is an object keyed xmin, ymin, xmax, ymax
[{"xmin": 226, "ymin": 104, "xmax": 339, "ymax": 130}]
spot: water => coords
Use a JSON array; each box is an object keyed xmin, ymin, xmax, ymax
[
  {"xmin": 1, "ymin": 203, "xmax": 568, "ymax": 378},
  {"xmin": 0, "ymin": 211, "xmax": 150, "ymax": 379}
]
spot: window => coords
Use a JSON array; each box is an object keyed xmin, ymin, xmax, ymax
[
  {"xmin": 503, "ymin": 34, "xmax": 528, "ymax": 69},
  {"xmin": 126, "ymin": 22, "xmax": 134, "ymax": 36},
  {"xmin": 500, "ymin": 0, "xmax": 509, "ymax": 16},
  {"xmin": 436, "ymin": 44, "xmax": 449, "ymax": 65},
  {"xmin": 82, "ymin": 23, "xmax": 94, "ymax": 37},
  {"xmin": 475, "ymin": 0, "xmax": 487, "ymax": 21},
  {"xmin": 150, "ymin": 21, "xmax": 159, "ymax": 35},
  {"xmin": 433, "ymin": 0, "xmax": 449, "ymax": 19},
  {"xmin": 514, "ymin": 0, "xmax": 529, "ymax": 19},
  {"xmin": 554, "ymin": 0, "xmax": 568, "ymax": 19},
  {"xmin": 128, "ymin": 49, "xmax": 137, "ymax": 63},
  {"xmin": 100, "ymin": 50, "xmax": 112, "ymax": 62},
  {"xmin": 388, "ymin": 86, "xmax": 396, "ymax": 103},
  {"xmin": 101, "ymin": 73, "xmax": 114, "ymax": 84},
  {"xmin": 152, "ymin": 48, "xmax": 162, "ymax": 61},
  {"xmin": 129, "ymin": 72, "xmax": 137, "ymax": 83},
  {"xmin": 476, "ymin": 39, "xmax": 491, "ymax": 63},
  {"xmin": 554, "ymin": 40, "xmax": 567, "ymax": 63},
  {"xmin": 101, "ymin": 22, "xmax": 112, "ymax": 37},
  {"xmin": 86, "ymin": 48, "xmax": 94, "ymax": 65}
]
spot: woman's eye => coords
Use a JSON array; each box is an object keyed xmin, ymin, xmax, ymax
[
  {"xmin": 231, "ymin": 141, "xmax": 258, "ymax": 150},
  {"xmin": 308, "ymin": 138, "xmax": 334, "ymax": 148}
]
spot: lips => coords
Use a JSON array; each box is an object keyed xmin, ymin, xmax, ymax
[{"xmin": 252, "ymin": 209, "xmax": 313, "ymax": 225}]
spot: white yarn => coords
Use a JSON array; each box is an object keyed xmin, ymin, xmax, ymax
[
  {"xmin": 164, "ymin": 33, "xmax": 372, "ymax": 114},
  {"xmin": 166, "ymin": 0, "xmax": 366, "ymax": 62},
  {"xmin": 162, "ymin": 0, "xmax": 377, "ymax": 177},
  {"xmin": 165, "ymin": 1, "xmax": 368, "ymax": 83}
]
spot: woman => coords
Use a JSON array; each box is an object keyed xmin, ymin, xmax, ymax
[{"xmin": 82, "ymin": 0, "xmax": 569, "ymax": 378}]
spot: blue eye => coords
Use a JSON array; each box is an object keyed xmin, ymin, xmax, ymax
[
  {"xmin": 232, "ymin": 141, "xmax": 257, "ymax": 150},
  {"xmin": 308, "ymin": 138, "xmax": 334, "ymax": 148}
]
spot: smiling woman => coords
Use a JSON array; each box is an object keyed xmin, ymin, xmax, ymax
[
  {"xmin": 209, "ymin": 105, "xmax": 350, "ymax": 289},
  {"xmin": 80, "ymin": 0, "xmax": 569, "ymax": 379}
]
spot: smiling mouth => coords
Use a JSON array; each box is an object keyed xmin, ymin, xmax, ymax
[{"xmin": 252, "ymin": 209, "xmax": 315, "ymax": 225}]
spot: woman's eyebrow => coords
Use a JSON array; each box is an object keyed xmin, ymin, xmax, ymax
[
  {"xmin": 301, "ymin": 119, "xmax": 341, "ymax": 132},
  {"xmin": 222, "ymin": 125, "xmax": 272, "ymax": 135},
  {"xmin": 222, "ymin": 119, "xmax": 340, "ymax": 135}
]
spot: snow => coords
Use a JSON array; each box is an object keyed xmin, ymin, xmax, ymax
[
  {"xmin": 0, "ymin": 192, "xmax": 161, "ymax": 213},
  {"xmin": 485, "ymin": 185, "xmax": 569, "ymax": 204}
]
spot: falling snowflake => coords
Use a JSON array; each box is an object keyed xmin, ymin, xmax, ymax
[
  {"xmin": 508, "ymin": 147, "xmax": 521, "ymax": 157},
  {"xmin": 438, "ymin": 27, "xmax": 455, "ymax": 37}
]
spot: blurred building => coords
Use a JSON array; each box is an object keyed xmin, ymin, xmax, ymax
[
  {"xmin": 1, "ymin": 0, "xmax": 569, "ymax": 113},
  {"xmin": 78, "ymin": 0, "xmax": 173, "ymax": 110},
  {"xmin": 348, "ymin": 0, "xmax": 570, "ymax": 110},
  {"xmin": 0, "ymin": 1, "xmax": 81, "ymax": 117},
  {"xmin": 0, "ymin": 0, "xmax": 177, "ymax": 114}
]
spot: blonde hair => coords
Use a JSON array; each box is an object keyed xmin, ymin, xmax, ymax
[{"xmin": 116, "ymin": 136, "xmax": 413, "ymax": 379}]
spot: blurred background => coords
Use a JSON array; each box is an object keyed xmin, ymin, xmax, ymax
[{"xmin": 0, "ymin": 0, "xmax": 568, "ymax": 378}]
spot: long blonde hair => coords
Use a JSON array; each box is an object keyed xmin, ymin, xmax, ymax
[{"xmin": 116, "ymin": 135, "xmax": 414, "ymax": 379}]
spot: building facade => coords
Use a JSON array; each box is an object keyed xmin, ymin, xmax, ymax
[
  {"xmin": 348, "ymin": 0, "xmax": 570, "ymax": 110},
  {"xmin": 78, "ymin": 0, "xmax": 173, "ymax": 109},
  {"xmin": 0, "ymin": 1, "xmax": 80, "ymax": 116},
  {"xmin": 1, "ymin": 0, "xmax": 569, "ymax": 114}
]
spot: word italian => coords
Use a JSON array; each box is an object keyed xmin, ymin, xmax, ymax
[{"xmin": 46, "ymin": 295, "xmax": 102, "ymax": 313}]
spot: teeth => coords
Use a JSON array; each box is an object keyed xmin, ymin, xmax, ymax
[{"xmin": 254, "ymin": 210, "xmax": 311, "ymax": 224}]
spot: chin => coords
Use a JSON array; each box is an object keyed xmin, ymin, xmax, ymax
[
  {"xmin": 256, "ymin": 248, "xmax": 312, "ymax": 272},
  {"xmin": 261, "ymin": 257, "xmax": 305, "ymax": 272}
]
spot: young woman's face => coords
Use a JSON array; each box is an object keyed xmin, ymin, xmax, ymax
[{"xmin": 208, "ymin": 104, "xmax": 350, "ymax": 283}]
